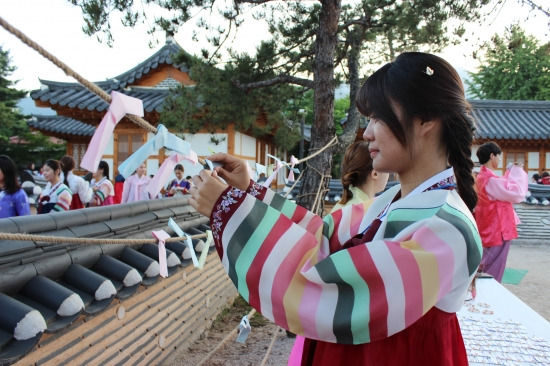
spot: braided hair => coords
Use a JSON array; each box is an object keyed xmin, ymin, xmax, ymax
[
  {"xmin": 60, "ymin": 155, "xmax": 76, "ymax": 187},
  {"xmin": 339, "ymin": 141, "xmax": 373, "ymax": 205},
  {"xmin": 356, "ymin": 52, "xmax": 477, "ymax": 211}
]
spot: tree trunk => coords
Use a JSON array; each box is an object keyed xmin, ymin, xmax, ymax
[
  {"xmin": 296, "ymin": 0, "xmax": 341, "ymax": 215},
  {"xmin": 339, "ymin": 26, "xmax": 362, "ymax": 149}
]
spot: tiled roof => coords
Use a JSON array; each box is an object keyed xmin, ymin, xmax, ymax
[
  {"xmin": 27, "ymin": 115, "xmax": 96, "ymax": 137},
  {"xmin": 29, "ymin": 40, "xmax": 187, "ymax": 114},
  {"xmin": 30, "ymin": 82, "xmax": 172, "ymax": 114},
  {"xmin": 0, "ymin": 197, "xmax": 210, "ymax": 364},
  {"xmin": 113, "ymin": 40, "xmax": 189, "ymax": 87},
  {"xmin": 471, "ymin": 100, "xmax": 550, "ymax": 140}
]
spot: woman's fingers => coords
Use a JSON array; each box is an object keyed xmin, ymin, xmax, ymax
[{"xmin": 189, "ymin": 170, "xmax": 227, "ymax": 217}]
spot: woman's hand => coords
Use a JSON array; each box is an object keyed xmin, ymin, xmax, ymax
[
  {"xmin": 208, "ymin": 153, "xmax": 250, "ymax": 191},
  {"xmin": 188, "ymin": 169, "xmax": 228, "ymax": 217}
]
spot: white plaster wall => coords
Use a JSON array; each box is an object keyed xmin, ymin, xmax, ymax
[
  {"xmin": 147, "ymin": 159, "xmax": 159, "ymax": 176},
  {"xmin": 241, "ymin": 133, "xmax": 256, "ymax": 157},
  {"xmin": 179, "ymin": 133, "xmax": 228, "ymax": 177},
  {"xmin": 235, "ymin": 131, "xmax": 242, "ymax": 155},
  {"xmin": 105, "ymin": 136, "xmax": 114, "ymax": 155}
]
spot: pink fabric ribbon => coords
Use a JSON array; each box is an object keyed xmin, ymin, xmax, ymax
[
  {"xmin": 287, "ymin": 155, "xmax": 300, "ymax": 182},
  {"xmin": 151, "ymin": 230, "xmax": 170, "ymax": 278},
  {"xmin": 80, "ymin": 91, "xmax": 144, "ymax": 173},
  {"xmin": 147, "ymin": 151, "xmax": 198, "ymax": 198},
  {"xmin": 262, "ymin": 160, "xmax": 283, "ymax": 188},
  {"xmin": 134, "ymin": 176, "xmax": 149, "ymax": 201}
]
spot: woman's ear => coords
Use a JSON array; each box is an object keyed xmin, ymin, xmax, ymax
[{"xmin": 370, "ymin": 170, "xmax": 379, "ymax": 180}]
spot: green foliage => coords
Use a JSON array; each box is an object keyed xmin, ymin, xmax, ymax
[
  {"xmin": 467, "ymin": 24, "xmax": 550, "ymax": 100},
  {"xmin": 0, "ymin": 46, "xmax": 64, "ymax": 167},
  {"xmin": 0, "ymin": 46, "xmax": 26, "ymax": 143},
  {"xmin": 160, "ymin": 50, "xmax": 302, "ymax": 151}
]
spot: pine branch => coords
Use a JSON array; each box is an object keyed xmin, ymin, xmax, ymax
[{"xmin": 232, "ymin": 75, "xmax": 313, "ymax": 91}]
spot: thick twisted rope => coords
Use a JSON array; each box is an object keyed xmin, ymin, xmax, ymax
[
  {"xmin": 0, "ymin": 16, "xmax": 157, "ymax": 134},
  {"xmin": 0, "ymin": 232, "xmax": 207, "ymax": 245}
]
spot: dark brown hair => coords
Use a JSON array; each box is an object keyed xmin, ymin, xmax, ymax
[
  {"xmin": 60, "ymin": 155, "xmax": 75, "ymax": 187},
  {"xmin": 339, "ymin": 141, "xmax": 373, "ymax": 205},
  {"xmin": 44, "ymin": 159, "xmax": 62, "ymax": 177},
  {"xmin": 476, "ymin": 142, "xmax": 501, "ymax": 165},
  {"xmin": 356, "ymin": 52, "xmax": 478, "ymax": 211},
  {"xmin": 0, "ymin": 155, "xmax": 20, "ymax": 194}
]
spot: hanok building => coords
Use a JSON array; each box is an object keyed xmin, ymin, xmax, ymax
[
  {"xmin": 28, "ymin": 36, "xmax": 283, "ymax": 185},
  {"xmin": 470, "ymin": 100, "xmax": 550, "ymax": 178}
]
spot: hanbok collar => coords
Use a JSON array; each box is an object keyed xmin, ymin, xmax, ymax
[{"xmin": 379, "ymin": 167, "xmax": 455, "ymax": 222}]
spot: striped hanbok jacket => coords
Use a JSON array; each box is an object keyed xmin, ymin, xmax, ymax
[{"xmin": 209, "ymin": 179, "xmax": 482, "ymax": 345}]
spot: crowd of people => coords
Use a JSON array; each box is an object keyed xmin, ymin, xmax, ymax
[
  {"xmin": 531, "ymin": 171, "xmax": 550, "ymax": 185},
  {"xmin": 0, "ymin": 155, "xmax": 193, "ymax": 219},
  {"xmin": 0, "ymin": 50, "xmax": 544, "ymax": 365}
]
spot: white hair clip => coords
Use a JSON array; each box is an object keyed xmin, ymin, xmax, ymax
[{"xmin": 424, "ymin": 66, "xmax": 434, "ymax": 76}]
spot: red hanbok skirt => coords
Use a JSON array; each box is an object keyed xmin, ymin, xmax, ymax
[{"xmin": 300, "ymin": 307, "xmax": 468, "ymax": 366}]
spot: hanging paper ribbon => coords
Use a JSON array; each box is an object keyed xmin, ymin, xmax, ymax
[
  {"xmin": 262, "ymin": 162, "xmax": 283, "ymax": 187},
  {"xmin": 168, "ymin": 218, "xmax": 199, "ymax": 268},
  {"xmin": 80, "ymin": 91, "xmax": 144, "ymax": 173},
  {"xmin": 255, "ymin": 163, "xmax": 266, "ymax": 181},
  {"xmin": 246, "ymin": 161, "xmax": 255, "ymax": 182},
  {"xmin": 262, "ymin": 154, "xmax": 286, "ymax": 187},
  {"xmin": 151, "ymin": 230, "xmax": 169, "ymax": 278},
  {"xmin": 118, "ymin": 124, "xmax": 191, "ymax": 178},
  {"xmin": 197, "ymin": 230, "xmax": 213, "ymax": 269},
  {"xmin": 147, "ymin": 151, "xmax": 198, "ymax": 198},
  {"xmin": 236, "ymin": 315, "xmax": 252, "ymax": 343},
  {"xmin": 287, "ymin": 155, "xmax": 300, "ymax": 182}
]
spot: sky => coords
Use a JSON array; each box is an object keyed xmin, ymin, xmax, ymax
[{"xmin": 1, "ymin": 0, "xmax": 549, "ymax": 94}]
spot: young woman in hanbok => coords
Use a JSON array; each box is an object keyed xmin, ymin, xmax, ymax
[
  {"xmin": 60, "ymin": 155, "xmax": 93, "ymax": 209},
  {"xmin": 0, "ymin": 155, "xmax": 30, "ymax": 218},
  {"xmin": 189, "ymin": 52, "xmax": 482, "ymax": 366},
  {"xmin": 474, "ymin": 141, "xmax": 528, "ymax": 282},
  {"xmin": 121, "ymin": 163, "xmax": 151, "ymax": 203},
  {"xmin": 165, "ymin": 164, "xmax": 191, "ymax": 197},
  {"xmin": 89, "ymin": 161, "xmax": 115, "ymax": 207},
  {"xmin": 38, "ymin": 159, "xmax": 72, "ymax": 214},
  {"xmin": 288, "ymin": 141, "xmax": 390, "ymax": 365}
]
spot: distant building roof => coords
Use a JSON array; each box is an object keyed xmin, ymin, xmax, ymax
[
  {"xmin": 339, "ymin": 100, "xmax": 550, "ymax": 142},
  {"xmin": 112, "ymin": 37, "xmax": 189, "ymax": 88},
  {"xmin": 470, "ymin": 100, "xmax": 550, "ymax": 141},
  {"xmin": 29, "ymin": 40, "xmax": 188, "ymax": 114},
  {"xmin": 27, "ymin": 115, "xmax": 96, "ymax": 137},
  {"xmin": 30, "ymin": 81, "xmax": 173, "ymax": 114}
]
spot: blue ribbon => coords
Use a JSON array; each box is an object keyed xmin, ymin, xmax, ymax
[{"xmin": 118, "ymin": 124, "xmax": 191, "ymax": 178}]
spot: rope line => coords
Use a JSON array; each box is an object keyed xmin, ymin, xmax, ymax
[
  {"xmin": 0, "ymin": 232, "xmax": 207, "ymax": 245},
  {"xmin": 196, "ymin": 308, "xmax": 257, "ymax": 366},
  {"xmin": 0, "ymin": 16, "xmax": 158, "ymax": 134},
  {"xmin": 259, "ymin": 326, "xmax": 282, "ymax": 366},
  {"xmin": 296, "ymin": 135, "xmax": 338, "ymax": 164}
]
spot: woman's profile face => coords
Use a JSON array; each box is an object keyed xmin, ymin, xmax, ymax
[
  {"xmin": 490, "ymin": 153, "xmax": 501, "ymax": 170},
  {"xmin": 363, "ymin": 117, "xmax": 407, "ymax": 175},
  {"xmin": 42, "ymin": 164, "xmax": 57, "ymax": 182},
  {"xmin": 93, "ymin": 168, "xmax": 103, "ymax": 181}
]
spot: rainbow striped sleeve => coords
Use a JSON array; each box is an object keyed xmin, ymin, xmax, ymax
[
  {"xmin": 210, "ymin": 186, "xmax": 481, "ymax": 344},
  {"xmin": 92, "ymin": 181, "xmax": 112, "ymax": 206},
  {"xmin": 53, "ymin": 186, "xmax": 72, "ymax": 212},
  {"xmin": 244, "ymin": 181, "xmax": 325, "ymax": 235}
]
